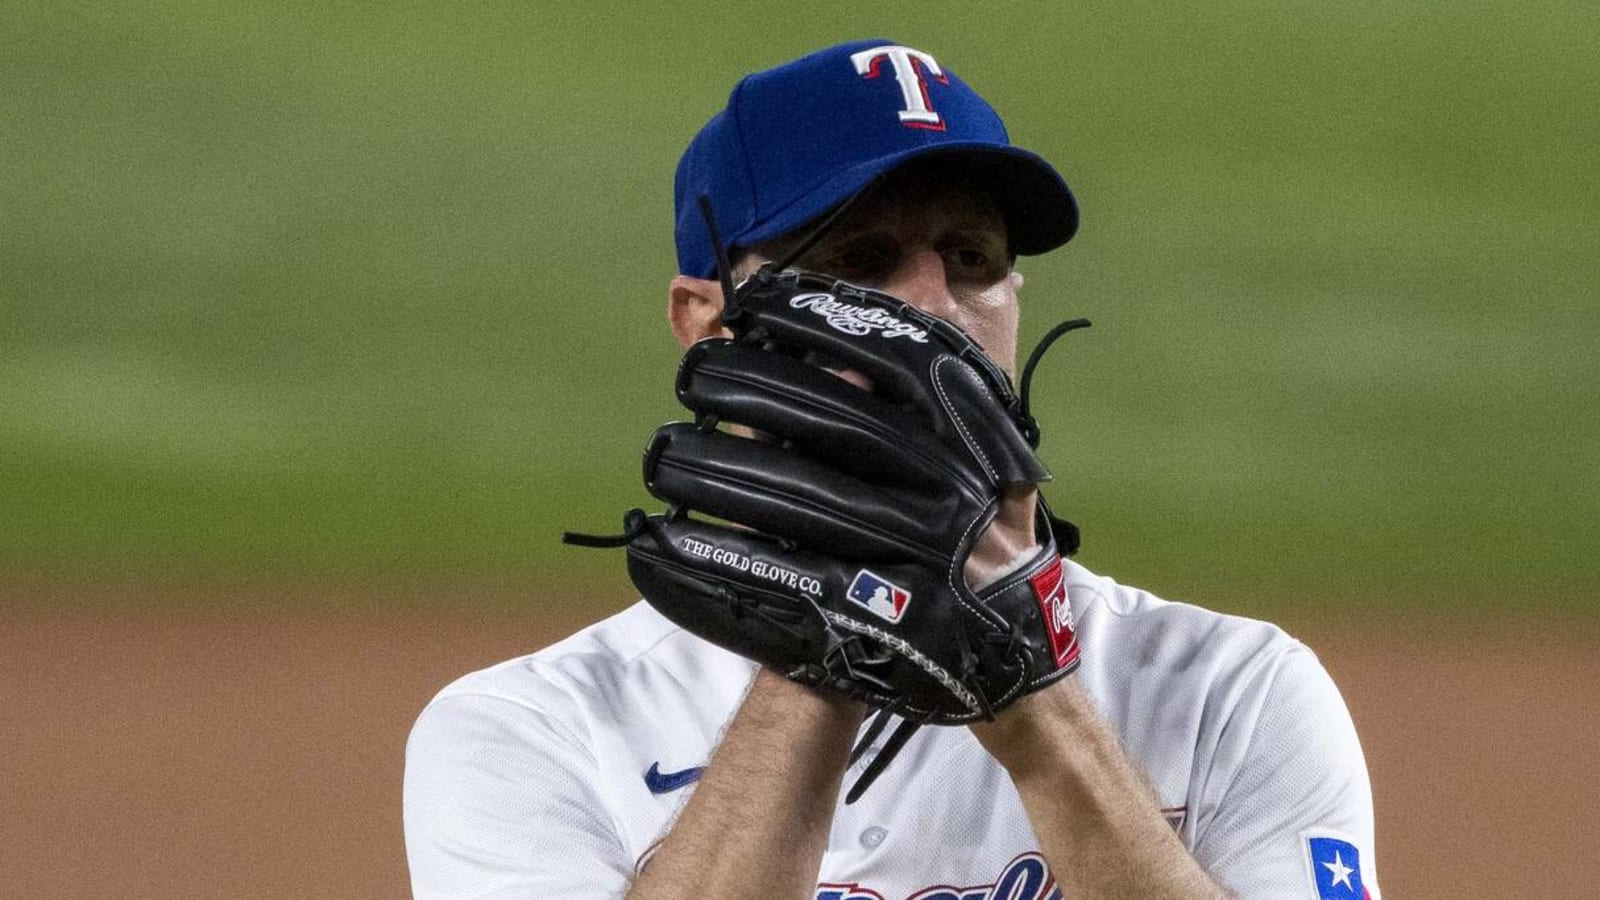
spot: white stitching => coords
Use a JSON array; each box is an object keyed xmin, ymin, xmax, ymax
[
  {"xmin": 931, "ymin": 356, "xmax": 998, "ymax": 483},
  {"xmin": 947, "ymin": 507, "xmax": 1005, "ymax": 630},
  {"xmin": 820, "ymin": 610, "xmax": 983, "ymax": 714},
  {"xmin": 1027, "ymin": 650, "xmax": 1080, "ymax": 688},
  {"xmin": 974, "ymin": 547, "xmax": 1063, "ymax": 707}
]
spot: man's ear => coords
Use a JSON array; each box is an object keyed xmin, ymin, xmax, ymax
[{"xmin": 668, "ymin": 275, "xmax": 732, "ymax": 349}]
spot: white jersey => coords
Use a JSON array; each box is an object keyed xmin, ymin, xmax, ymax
[{"xmin": 404, "ymin": 560, "xmax": 1380, "ymax": 899}]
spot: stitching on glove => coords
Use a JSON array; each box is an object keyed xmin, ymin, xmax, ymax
[
  {"xmin": 966, "ymin": 544, "xmax": 1050, "ymax": 710},
  {"xmin": 819, "ymin": 609, "xmax": 982, "ymax": 715},
  {"xmin": 945, "ymin": 506, "xmax": 1006, "ymax": 631},
  {"xmin": 942, "ymin": 506, "xmax": 1030, "ymax": 713},
  {"xmin": 1027, "ymin": 657, "xmax": 1080, "ymax": 689},
  {"xmin": 931, "ymin": 356, "xmax": 998, "ymax": 483}
]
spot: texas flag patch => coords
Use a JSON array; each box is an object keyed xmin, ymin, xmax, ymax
[
  {"xmin": 1303, "ymin": 832, "xmax": 1369, "ymax": 899},
  {"xmin": 846, "ymin": 569, "xmax": 910, "ymax": 623}
]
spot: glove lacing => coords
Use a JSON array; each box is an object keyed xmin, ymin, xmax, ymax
[{"xmin": 846, "ymin": 707, "xmax": 927, "ymax": 804}]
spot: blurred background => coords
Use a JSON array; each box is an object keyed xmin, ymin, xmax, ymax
[{"xmin": 2, "ymin": 2, "xmax": 1596, "ymax": 897}]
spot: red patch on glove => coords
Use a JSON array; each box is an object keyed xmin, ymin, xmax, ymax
[{"xmin": 1028, "ymin": 555, "xmax": 1079, "ymax": 670}]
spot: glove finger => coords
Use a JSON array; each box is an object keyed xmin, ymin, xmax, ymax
[
  {"xmin": 678, "ymin": 340, "xmax": 982, "ymax": 491},
  {"xmin": 644, "ymin": 423, "xmax": 968, "ymax": 567},
  {"xmin": 734, "ymin": 284, "xmax": 966, "ymax": 411},
  {"xmin": 929, "ymin": 356, "xmax": 1053, "ymax": 486},
  {"xmin": 731, "ymin": 276, "xmax": 1048, "ymax": 485}
]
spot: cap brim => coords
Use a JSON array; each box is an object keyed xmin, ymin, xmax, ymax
[{"xmin": 734, "ymin": 142, "xmax": 1079, "ymax": 260}]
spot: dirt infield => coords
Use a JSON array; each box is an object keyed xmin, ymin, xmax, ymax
[{"xmin": 2, "ymin": 602, "xmax": 1595, "ymax": 898}]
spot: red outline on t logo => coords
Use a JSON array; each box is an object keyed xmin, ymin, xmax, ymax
[{"xmin": 849, "ymin": 45, "xmax": 951, "ymax": 131}]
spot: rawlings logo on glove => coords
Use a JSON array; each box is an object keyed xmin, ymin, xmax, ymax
[{"xmin": 789, "ymin": 291, "xmax": 931, "ymax": 341}]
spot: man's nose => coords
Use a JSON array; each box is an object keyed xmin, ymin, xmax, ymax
[{"xmin": 882, "ymin": 248, "xmax": 958, "ymax": 319}]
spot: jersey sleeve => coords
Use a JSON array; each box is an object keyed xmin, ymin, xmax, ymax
[
  {"xmin": 1192, "ymin": 644, "xmax": 1381, "ymax": 899},
  {"xmin": 403, "ymin": 691, "xmax": 633, "ymax": 900}
]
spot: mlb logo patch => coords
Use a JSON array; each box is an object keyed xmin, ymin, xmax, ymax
[
  {"xmin": 1303, "ymin": 833, "xmax": 1367, "ymax": 899},
  {"xmin": 846, "ymin": 569, "xmax": 911, "ymax": 623}
]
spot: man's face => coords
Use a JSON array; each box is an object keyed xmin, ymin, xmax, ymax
[{"xmin": 746, "ymin": 170, "xmax": 1024, "ymax": 373}]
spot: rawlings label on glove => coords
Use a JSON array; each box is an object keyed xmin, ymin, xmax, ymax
[{"xmin": 622, "ymin": 267, "xmax": 1082, "ymax": 725}]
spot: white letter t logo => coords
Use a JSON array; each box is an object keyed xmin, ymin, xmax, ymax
[{"xmin": 850, "ymin": 45, "xmax": 950, "ymax": 130}]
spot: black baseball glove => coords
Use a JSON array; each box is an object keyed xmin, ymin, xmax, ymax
[{"xmin": 567, "ymin": 266, "xmax": 1088, "ymax": 799}]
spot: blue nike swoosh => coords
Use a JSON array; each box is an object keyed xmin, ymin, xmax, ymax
[{"xmin": 643, "ymin": 761, "xmax": 705, "ymax": 794}]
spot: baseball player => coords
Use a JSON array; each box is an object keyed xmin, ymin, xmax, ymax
[{"xmin": 404, "ymin": 40, "xmax": 1379, "ymax": 900}]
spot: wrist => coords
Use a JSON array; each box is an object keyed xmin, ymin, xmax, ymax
[
  {"xmin": 970, "ymin": 677, "xmax": 1099, "ymax": 780},
  {"xmin": 965, "ymin": 486, "xmax": 1044, "ymax": 589},
  {"xmin": 966, "ymin": 539, "xmax": 1049, "ymax": 590}
]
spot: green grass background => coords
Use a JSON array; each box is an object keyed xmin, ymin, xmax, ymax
[{"xmin": 3, "ymin": 2, "xmax": 1595, "ymax": 617}]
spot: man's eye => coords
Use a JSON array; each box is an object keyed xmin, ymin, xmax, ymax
[
  {"xmin": 948, "ymin": 248, "xmax": 989, "ymax": 268},
  {"xmin": 945, "ymin": 246, "xmax": 1005, "ymax": 278}
]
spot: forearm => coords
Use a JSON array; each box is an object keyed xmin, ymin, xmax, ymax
[
  {"xmin": 972, "ymin": 679, "xmax": 1234, "ymax": 899},
  {"xmin": 626, "ymin": 669, "xmax": 863, "ymax": 899}
]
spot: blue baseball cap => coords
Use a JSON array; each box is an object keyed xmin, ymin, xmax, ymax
[{"xmin": 674, "ymin": 39, "xmax": 1080, "ymax": 279}]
